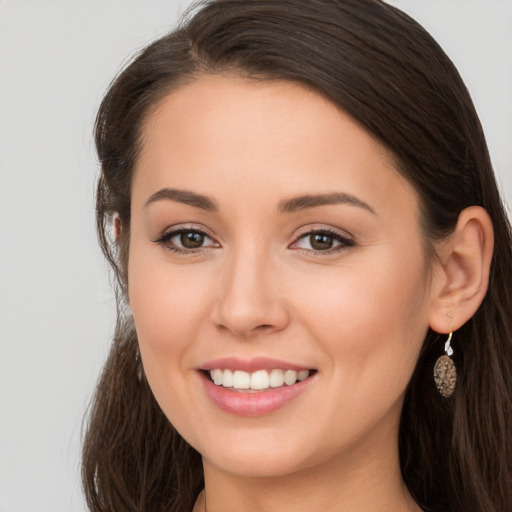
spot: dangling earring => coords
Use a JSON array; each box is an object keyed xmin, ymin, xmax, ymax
[{"xmin": 433, "ymin": 332, "xmax": 457, "ymax": 398}]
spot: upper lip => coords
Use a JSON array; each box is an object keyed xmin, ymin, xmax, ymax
[{"xmin": 199, "ymin": 357, "xmax": 313, "ymax": 373}]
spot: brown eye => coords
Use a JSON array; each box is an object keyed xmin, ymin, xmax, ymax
[
  {"xmin": 153, "ymin": 228, "xmax": 219, "ymax": 253},
  {"xmin": 180, "ymin": 231, "xmax": 205, "ymax": 249},
  {"xmin": 292, "ymin": 229, "xmax": 355, "ymax": 253},
  {"xmin": 309, "ymin": 233, "xmax": 334, "ymax": 250}
]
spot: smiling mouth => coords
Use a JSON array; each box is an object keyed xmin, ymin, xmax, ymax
[{"xmin": 204, "ymin": 368, "xmax": 317, "ymax": 392}]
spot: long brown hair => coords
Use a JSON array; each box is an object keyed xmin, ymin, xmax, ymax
[{"xmin": 82, "ymin": 1, "xmax": 512, "ymax": 511}]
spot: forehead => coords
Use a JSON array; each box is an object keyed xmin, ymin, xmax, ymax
[
  {"xmin": 133, "ymin": 76, "xmax": 417, "ymax": 218},
  {"xmin": 140, "ymin": 76, "xmax": 386, "ymax": 158}
]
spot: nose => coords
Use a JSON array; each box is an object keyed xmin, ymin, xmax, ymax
[{"xmin": 210, "ymin": 247, "xmax": 290, "ymax": 339}]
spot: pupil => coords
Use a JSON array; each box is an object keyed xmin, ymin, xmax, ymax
[
  {"xmin": 311, "ymin": 233, "xmax": 333, "ymax": 250},
  {"xmin": 181, "ymin": 232, "xmax": 204, "ymax": 249}
]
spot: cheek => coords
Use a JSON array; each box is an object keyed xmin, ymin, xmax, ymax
[
  {"xmin": 128, "ymin": 223, "xmax": 215, "ymax": 333},
  {"xmin": 127, "ymin": 242, "xmax": 214, "ymax": 407},
  {"xmin": 295, "ymin": 248, "xmax": 430, "ymax": 393},
  {"xmin": 130, "ymin": 271, "xmax": 204, "ymax": 348}
]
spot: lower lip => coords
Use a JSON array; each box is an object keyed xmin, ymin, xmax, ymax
[{"xmin": 199, "ymin": 372, "xmax": 315, "ymax": 417}]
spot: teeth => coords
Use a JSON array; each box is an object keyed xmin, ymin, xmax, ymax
[
  {"xmin": 251, "ymin": 370, "xmax": 269, "ymax": 390},
  {"xmin": 269, "ymin": 369, "xmax": 285, "ymax": 388},
  {"xmin": 222, "ymin": 369, "xmax": 233, "ymax": 388},
  {"xmin": 209, "ymin": 369, "xmax": 311, "ymax": 390},
  {"xmin": 284, "ymin": 370, "xmax": 297, "ymax": 385},
  {"xmin": 297, "ymin": 370, "xmax": 309, "ymax": 381},
  {"xmin": 211, "ymin": 368, "xmax": 223, "ymax": 385},
  {"xmin": 233, "ymin": 370, "xmax": 250, "ymax": 389}
]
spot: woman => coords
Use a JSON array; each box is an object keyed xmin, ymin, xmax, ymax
[{"xmin": 82, "ymin": 1, "xmax": 512, "ymax": 511}]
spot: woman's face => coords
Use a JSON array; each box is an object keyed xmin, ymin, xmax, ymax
[{"xmin": 128, "ymin": 77, "xmax": 437, "ymax": 477}]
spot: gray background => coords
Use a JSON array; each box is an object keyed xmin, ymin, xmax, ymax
[{"xmin": 0, "ymin": 1, "xmax": 510, "ymax": 510}]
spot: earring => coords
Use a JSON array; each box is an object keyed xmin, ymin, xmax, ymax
[{"xmin": 433, "ymin": 332, "xmax": 457, "ymax": 398}]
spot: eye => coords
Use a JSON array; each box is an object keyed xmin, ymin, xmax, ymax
[
  {"xmin": 291, "ymin": 229, "xmax": 355, "ymax": 253},
  {"xmin": 176, "ymin": 231, "xmax": 208, "ymax": 249},
  {"xmin": 153, "ymin": 228, "xmax": 219, "ymax": 254}
]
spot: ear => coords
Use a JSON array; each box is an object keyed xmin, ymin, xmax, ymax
[
  {"xmin": 429, "ymin": 206, "xmax": 494, "ymax": 333},
  {"xmin": 113, "ymin": 212, "xmax": 123, "ymax": 240}
]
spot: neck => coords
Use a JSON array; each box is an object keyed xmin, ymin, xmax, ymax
[{"xmin": 198, "ymin": 415, "xmax": 421, "ymax": 512}]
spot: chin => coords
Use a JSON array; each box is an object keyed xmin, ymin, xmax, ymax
[
  {"xmin": 203, "ymin": 446, "xmax": 310, "ymax": 478},
  {"xmin": 190, "ymin": 425, "xmax": 326, "ymax": 479}
]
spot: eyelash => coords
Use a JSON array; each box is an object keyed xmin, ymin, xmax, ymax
[
  {"xmin": 152, "ymin": 227, "xmax": 355, "ymax": 255},
  {"xmin": 291, "ymin": 228, "xmax": 355, "ymax": 254},
  {"xmin": 152, "ymin": 227, "xmax": 218, "ymax": 255}
]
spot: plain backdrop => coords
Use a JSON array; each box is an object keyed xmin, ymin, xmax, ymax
[{"xmin": 0, "ymin": 1, "xmax": 510, "ymax": 510}]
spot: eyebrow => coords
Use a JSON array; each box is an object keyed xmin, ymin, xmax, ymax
[
  {"xmin": 278, "ymin": 192, "xmax": 376, "ymax": 215},
  {"xmin": 144, "ymin": 188, "xmax": 218, "ymax": 212},
  {"xmin": 144, "ymin": 188, "xmax": 375, "ymax": 216}
]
